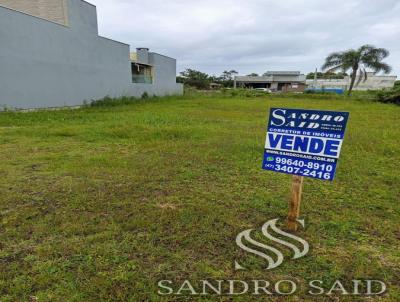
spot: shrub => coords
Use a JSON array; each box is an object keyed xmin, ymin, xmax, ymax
[
  {"xmin": 375, "ymin": 87, "xmax": 400, "ymax": 105},
  {"xmin": 304, "ymin": 90, "xmax": 338, "ymax": 95},
  {"xmin": 89, "ymin": 96, "xmax": 138, "ymax": 107},
  {"xmin": 222, "ymin": 88, "xmax": 269, "ymax": 98}
]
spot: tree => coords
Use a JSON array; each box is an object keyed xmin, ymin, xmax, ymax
[
  {"xmin": 220, "ymin": 70, "xmax": 238, "ymax": 81},
  {"xmin": 247, "ymin": 73, "xmax": 259, "ymax": 77},
  {"xmin": 219, "ymin": 70, "xmax": 239, "ymax": 87},
  {"xmin": 306, "ymin": 72, "xmax": 324, "ymax": 80},
  {"xmin": 178, "ymin": 69, "xmax": 211, "ymax": 89},
  {"xmin": 177, "ymin": 69, "xmax": 241, "ymax": 89},
  {"xmin": 306, "ymin": 71, "xmax": 348, "ymax": 80},
  {"xmin": 322, "ymin": 45, "xmax": 392, "ymax": 95}
]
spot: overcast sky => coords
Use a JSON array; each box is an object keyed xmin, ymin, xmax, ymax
[{"xmin": 89, "ymin": 0, "xmax": 399, "ymax": 76}]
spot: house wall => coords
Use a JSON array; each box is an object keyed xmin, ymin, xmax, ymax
[
  {"xmin": 149, "ymin": 53, "xmax": 178, "ymax": 87},
  {"xmin": 0, "ymin": 0, "xmax": 182, "ymax": 110},
  {"xmin": 270, "ymin": 83, "xmax": 278, "ymax": 90},
  {"xmin": 281, "ymin": 83, "xmax": 306, "ymax": 93}
]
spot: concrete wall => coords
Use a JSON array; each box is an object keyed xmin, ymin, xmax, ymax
[
  {"xmin": 136, "ymin": 48, "xmax": 149, "ymax": 65},
  {"xmin": 149, "ymin": 53, "xmax": 179, "ymax": 88},
  {"xmin": 0, "ymin": 0, "xmax": 182, "ymax": 110},
  {"xmin": 68, "ymin": 0, "xmax": 98, "ymax": 34},
  {"xmin": 306, "ymin": 73, "xmax": 397, "ymax": 91}
]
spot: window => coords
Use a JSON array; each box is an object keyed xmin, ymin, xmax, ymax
[{"xmin": 131, "ymin": 63, "xmax": 153, "ymax": 84}]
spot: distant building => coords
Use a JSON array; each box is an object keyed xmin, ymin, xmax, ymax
[
  {"xmin": 209, "ymin": 83, "xmax": 222, "ymax": 89},
  {"xmin": 0, "ymin": 0, "xmax": 182, "ymax": 109},
  {"xmin": 306, "ymin": 72, "xmax": 397, "ymax": 91},
  {"xmin": 234, "ymin": 71, "xmax": 306, "ymax": 92}
]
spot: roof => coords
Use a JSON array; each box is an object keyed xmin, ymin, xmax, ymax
[
  {"xmin": 235, "ymin": 73, "xmax": 306, "ymax": 83},
  {"xmin": 264, "ymin": 71, "xmax": 301, "ymax": 76}
]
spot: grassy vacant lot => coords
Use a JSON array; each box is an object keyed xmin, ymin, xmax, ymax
[{"xmin": 0, "ymin": 93, "xmax": 399, "ymax": 301}]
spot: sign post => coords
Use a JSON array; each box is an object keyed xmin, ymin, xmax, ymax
[
  {"xmin": 288, "ymin": 175, "xmax": 304, "ymax": 231},
  {"xmin": 262, "ymin": 108, "xmax": 349, "ymax": 231}
]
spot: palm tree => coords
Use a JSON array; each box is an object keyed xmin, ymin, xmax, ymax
[{"xmin": 322, "ymin": 45, "xmax": 392, "ymax": 95}]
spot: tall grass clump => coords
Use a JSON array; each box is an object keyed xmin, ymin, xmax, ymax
[{"xmin": 89, "ymin": 95, "xmax": 140, "ymax": 107}]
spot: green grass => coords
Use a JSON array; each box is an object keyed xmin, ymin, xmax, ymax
[{"xmin": 0, "ymin": 93, "xmax": 399, "ymax": 301}]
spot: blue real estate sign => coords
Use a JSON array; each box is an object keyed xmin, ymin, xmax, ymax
[{"xmin": 262, "ymin": 108, "xmax": 349, "ymax": 181}]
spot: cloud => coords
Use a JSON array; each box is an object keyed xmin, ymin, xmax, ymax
[{"xmin": 89, "ymin": 0, "xmax": 400, "ymax": 75}]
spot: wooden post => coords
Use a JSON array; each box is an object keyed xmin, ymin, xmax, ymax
[{"xmin": 287, "ymin": 175, "xmax": 304, "ymax": 232}]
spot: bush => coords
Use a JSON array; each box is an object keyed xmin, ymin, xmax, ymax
[
  {"xmin": 376, "ymin": 87, "xmax": 400, "ymax": 105},
  {"xmin": 304, "ymin": 90, "xmax": 337, "ymax": 95},
  {"xmin": 222, "ymin": 88, "xmax": 269, "ymax": 98},
  {"xmin": 89, "ymin": 96, "xmax": 139, "ymax": 107},
  {"xmin": 89, "ymin": 93, "xmax": 155, "ymax": 107}
]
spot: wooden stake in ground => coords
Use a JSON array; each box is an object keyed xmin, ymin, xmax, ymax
[{"xmin": 287, "ymin": 175, "xmax": 304, "ymax": 232}]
